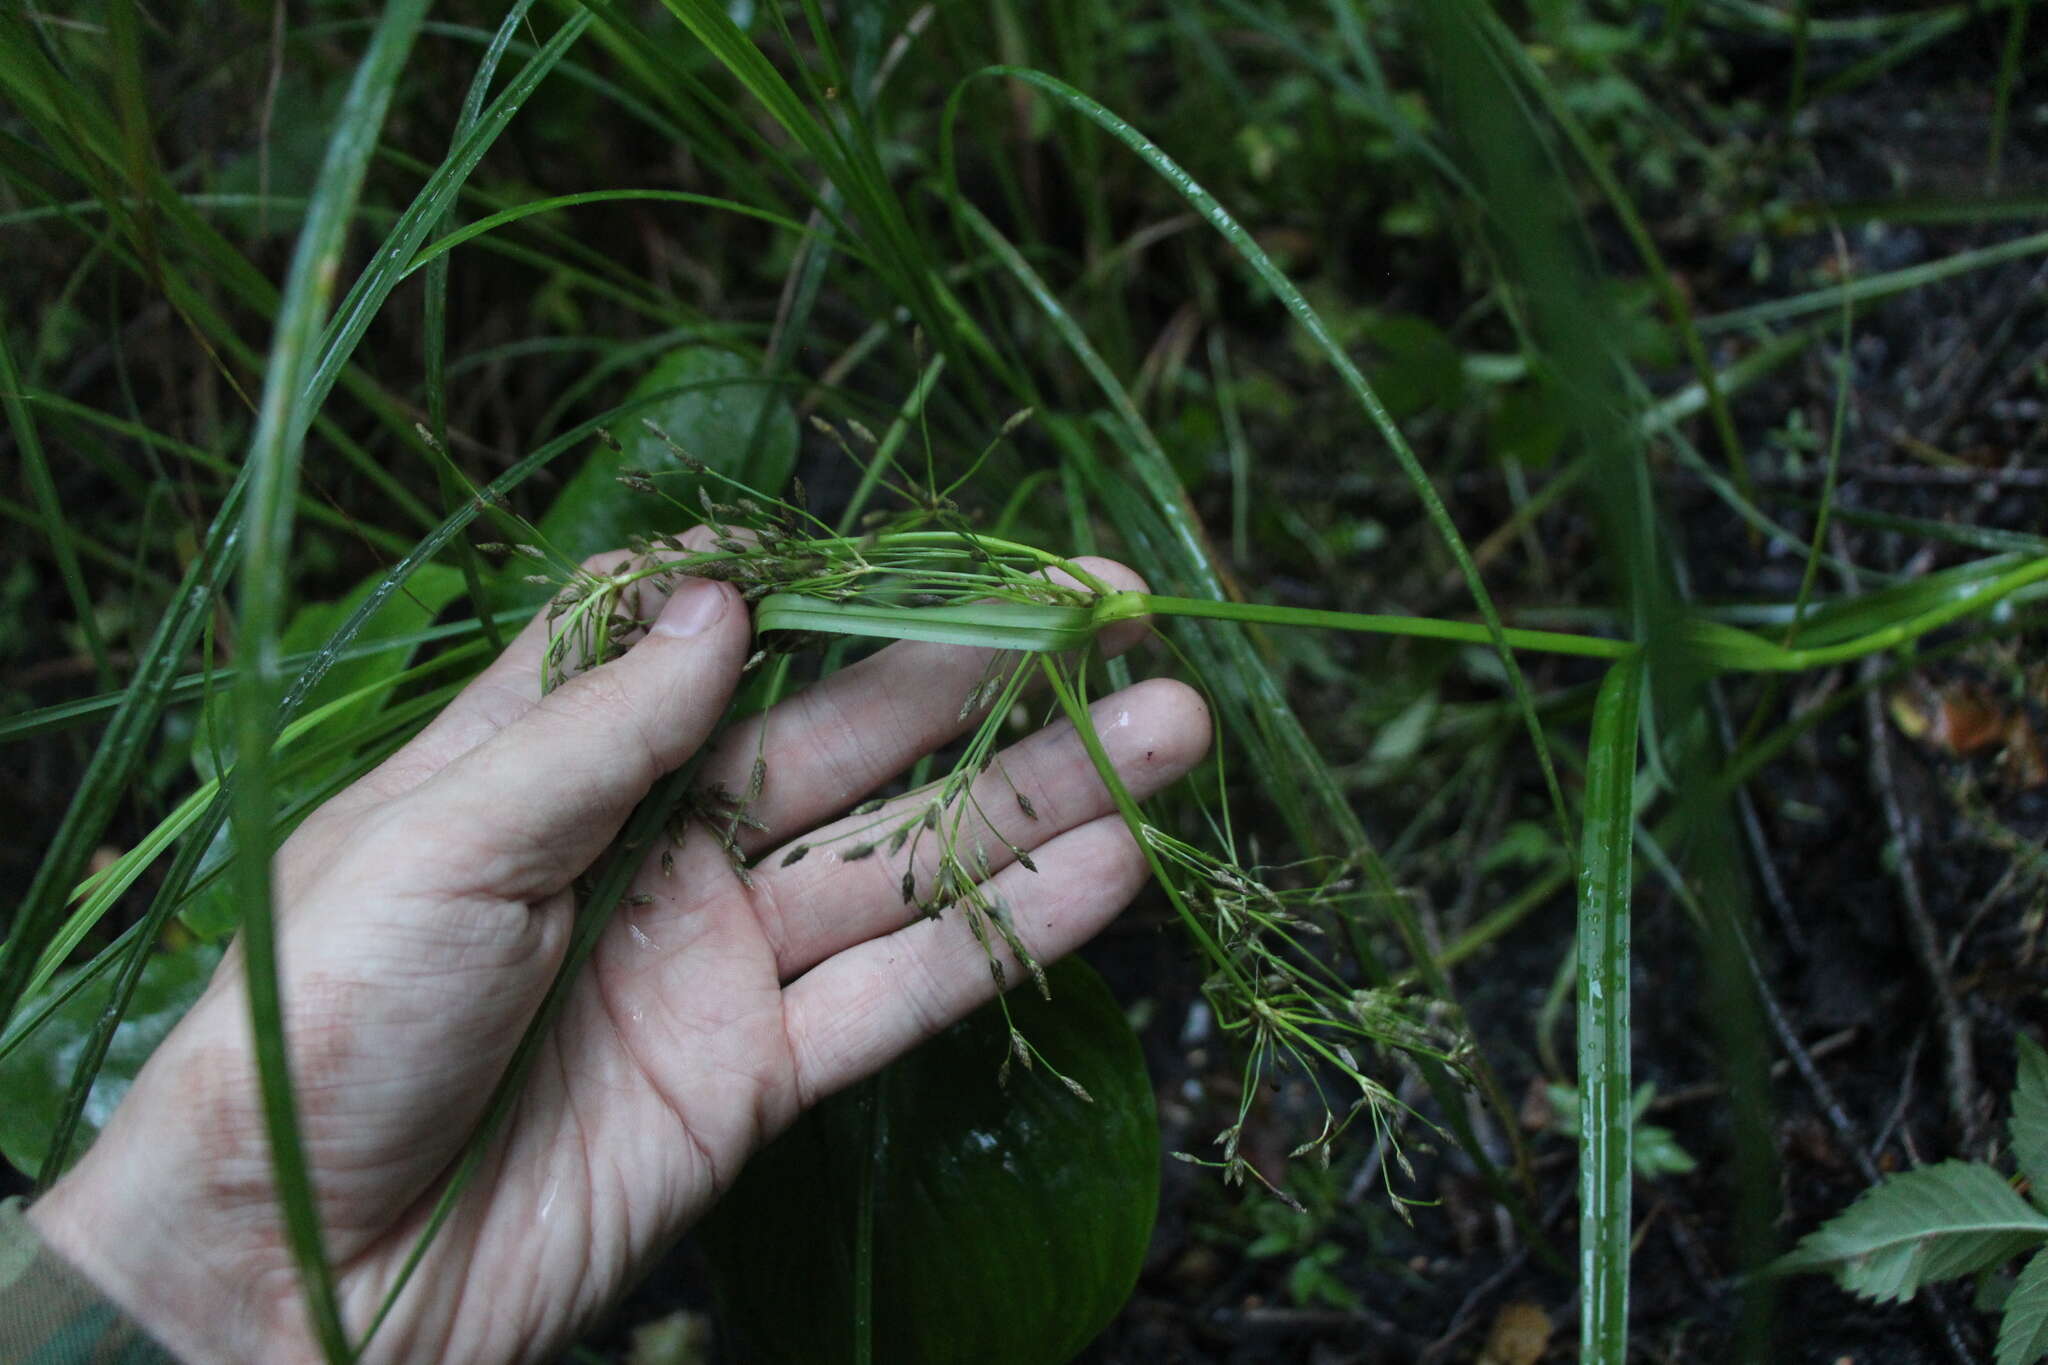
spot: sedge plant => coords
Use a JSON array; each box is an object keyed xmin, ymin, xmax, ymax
[{"xmin": 7, "ymin": 2, "xmax": 2048, "ymax": 1363}]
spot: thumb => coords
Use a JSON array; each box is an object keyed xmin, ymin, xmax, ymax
[{"xmin": 406, "ymin": 574, "xmax": 752, "ymax": 899}]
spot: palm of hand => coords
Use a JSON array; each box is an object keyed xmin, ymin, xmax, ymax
[{"xmin": 33, "ymin": 548, "xmax": 1206, "ymax": 1365}]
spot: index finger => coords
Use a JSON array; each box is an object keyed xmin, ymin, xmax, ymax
[{"xmin": 330, "ymin": 528, "xmax": 724, "ymax": 813}]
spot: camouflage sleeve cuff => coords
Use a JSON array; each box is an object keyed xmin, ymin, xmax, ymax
[{"xmin": 0, "ymin": 1197, "xmax": 177, "ymax": 1364}]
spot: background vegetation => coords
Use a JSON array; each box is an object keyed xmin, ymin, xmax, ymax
[{"xmin": 3, "ymin": 0, "xmax": 2046, "ymax": 1360}]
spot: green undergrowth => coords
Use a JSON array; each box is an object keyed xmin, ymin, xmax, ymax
[{"xmin": 3, "ymin": 1, "xmax": 2045, "ymax": 1361}]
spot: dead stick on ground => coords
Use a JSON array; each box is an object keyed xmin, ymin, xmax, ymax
[
  {"xmin": 1829, "ymin": 525, "xmax": 1984, "ymax": 1149},
  {"xmin": 1861, "ymin": 669, "xmax": 1985, "ymax": 1148}
]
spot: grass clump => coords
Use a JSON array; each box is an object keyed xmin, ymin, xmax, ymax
[{"xmin": 5, "ymin": 0, "xmax": 2048, "ymax": 1361}]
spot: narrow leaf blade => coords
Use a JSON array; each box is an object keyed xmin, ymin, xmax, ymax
[{"xmin": 1577, "ymin": 656, "xmax": 1644, "ymax": 1365}]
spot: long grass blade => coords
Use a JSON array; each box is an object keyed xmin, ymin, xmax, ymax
[
  {"xmin": 1701, "ymin": 229, "xmax": 2048, "ymax": 332},
  {"xmin": 404, "ymin": 189, "xmax": 833, "ymax": 276},
  {"xmin": 1988, "ymin": 0, "xmax": 2032, "ymax": 185},
  {"xmin": 0, "ymin": 612, "xmax": 518, "ymax": 744},
  {"xmin": 1782, "ymin": 281, "xmax": 1855, "ymax": 647},
  {"xmin": 227, "ymin": 2, "xmax": 430, "ymax": 1355},
  {"xmin": 22, "ymin": 380, "xmax": 662, "ymax": 1173},
  {"xmin": 303, "ymin": 7, "xmax": 592, "ymax": 438},
  {"xmin": 35, "ymin": 681, "xmax": 460, "ymax": 1183},
  {"xmin": 1577, "ymin": 655, "xmax": 1644, "ymax": 1365},
  {"xmin": 423, "ymin": 0, "xmax": 536, "ymax": 654}
]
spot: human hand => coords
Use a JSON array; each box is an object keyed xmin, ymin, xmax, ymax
[{"xmin": 27, "ymin": 533, "xmax": 1209, "ymax": 1364}]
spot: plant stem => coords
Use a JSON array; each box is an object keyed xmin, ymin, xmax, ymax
[{"xmin": 1121, "ymin": 594, "xmax": 1634, "ymax": 660}]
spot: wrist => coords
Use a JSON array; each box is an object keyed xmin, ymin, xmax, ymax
[{"xmin": 28, "ymin": 1145, "xmax": 310, "ymax": 1365}]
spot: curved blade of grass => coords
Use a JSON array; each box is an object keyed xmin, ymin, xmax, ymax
[
  {"xmin": 1716, "ymin": 605, "xmax": 2048, "ymax": 795},
  {"xmin": 0, "ymin": 611, "xmax": 520, "ymax": 744},
  {"xmin": 228, "ymin": 2, "xmax": 430, "ymax": 1354},
  {"xmin": 423, "ymin": 0, "xmax": 536, "ymax": 656},
  {"xmin": 25, "ymin": 652, "xmax": 485, "ymax": 1007},
  {"xmin": 1781, "ymin": 285, "xmax": 1854, "ymax": 647},
  {"xmin": 1577, "ymin": 655, "xmax": 1644, "ymax": 1365},
  {"xmin": 1690, "ymin": 553, "xmax": 2048, "ymax": 669},
  {"xmin": 404, "ymin": 190, "xmax": 838, "ymax": 277},
  {"xmin": 1700, "ymin": 228, "xmax": 2048, "ymax": 332},
  {"xmin": 1989, "ymin": 0, "xmax": 2033, "ymax": 184},
  {"xmin": 23, "ymin": 382, "xmax": 656, "ymax": 1167},
  {"xmin": 36, "ymin": 683, "xmax": 458, "ymax": 1183},
  {"xmin": 943, "ymin": 64, "xmax": 1572, "ymax": 841},
  {"xmin": 302, "ymin": 7, "xmax": 592, "ymax": 443}
]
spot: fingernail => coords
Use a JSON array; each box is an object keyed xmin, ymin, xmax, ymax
[{"xmin": 652, "ymin": 576, "xmax": 729, "ymax": 638}]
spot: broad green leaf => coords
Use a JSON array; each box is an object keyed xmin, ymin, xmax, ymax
[
  {"xmin": 0, "ymin": 941, "xmax": 219, "ymax": 1178},
  {"xmin": 2015, "ymin": 1036, "xmax": 2048, "ymax": 1205},
  {"xmin": 2000, "ymin": 1246, "xmax": 2048, "ymax": 1365},
  {"xmin": 702, "ymin": 958, "xmax": 1158, "ymax": 1364},
  {"xmin": 226, "ymin": 2, "xmax": 435, "ymax": 1348},
  {"xmin": 526, "ymin": 344, "xmax": 796, "ymax": 577},
  {"xmin": 1775, "ymin": 1161, "xmax": 2048, "ymax": 1303}
]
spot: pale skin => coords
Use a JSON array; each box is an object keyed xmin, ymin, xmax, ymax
[{"xmin": 27, "ymin": 535, "xmax": 1210, "ymax": 1364}]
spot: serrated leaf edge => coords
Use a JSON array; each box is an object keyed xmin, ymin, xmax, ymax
[{"xmin": 2000, "ymin": 1245, "xmax": 2048, "ymax": 1365}]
